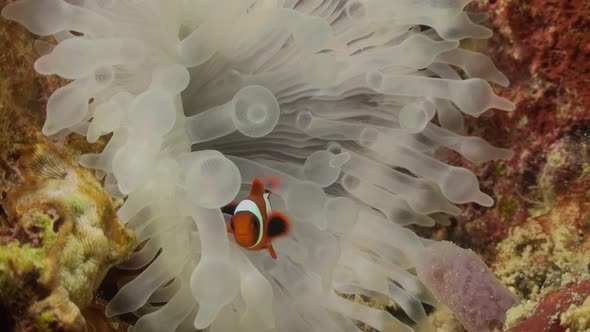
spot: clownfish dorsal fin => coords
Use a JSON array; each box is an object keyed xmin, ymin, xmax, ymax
[
  {"xmin": 250, "ymin": 178, "xmax": 266, "ymax": 196},
  {"xmin": 267, "ymin": 211, "xmax": 290, "ymax": 239}
]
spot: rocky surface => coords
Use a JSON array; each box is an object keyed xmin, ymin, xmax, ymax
[
  {"xmin": 422, "ymin": 0, "xmax": 590, "ymax": 330},
  {"xmin": 0, "ymin": 5, "xmax": 134, "ymax": 331}
]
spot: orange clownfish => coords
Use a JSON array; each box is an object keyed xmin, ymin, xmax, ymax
[{"xmin": 222, "ymin": 178, "xmax": 290, "ymax": 259}]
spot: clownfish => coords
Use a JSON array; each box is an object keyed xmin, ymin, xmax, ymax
[{"xmin": 221, "ymin": 177, "xmax": 290, "ymax": 259}]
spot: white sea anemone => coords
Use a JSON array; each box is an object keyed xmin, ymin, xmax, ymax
[{"xmin": 3, "ymin": 0, "xmax": 515, "ymax": 331}]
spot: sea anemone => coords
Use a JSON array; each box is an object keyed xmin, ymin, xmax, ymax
[{"xmin": 2, "ymin": 0, "xmax": 515, "ymax": 331}]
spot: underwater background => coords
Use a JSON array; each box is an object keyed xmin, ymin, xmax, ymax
[{"xmin": 0, "ymin": 0, "xmax": 589, "ymax": 331}]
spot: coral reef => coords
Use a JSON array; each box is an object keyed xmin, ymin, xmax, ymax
[
  {"xmin": 561, "ymin": 294, "xmax": 590, "ymax": 332},
  {"xmin": 3, "ymin": 0, "xmax": 588, "ymax": 331},
  {"xmin": 1, "ymin": 6, "xmax": 135, "ymax": 330},
  {"xmin": 411, "ymin": 0, "xmax": 590, "ymax": 330},
  {"xmin": 495, "ymin": 184, "xmax": 590, "ymax": 332},
  {"xmin": 1, "ymin": 0, "xmax": 518, "ymax": 331},
  {"xmin": 0, "ymin": 142, "xmax": 135, "ymax": 331},
  {"xmin": 506, "ymin": 278, "xmax": 590, "ymax": 332},
  {"xmin": 494, "ymin": 193, "xmax": 590, "ymax": 302},
  {"xmin": 472, "ymin": 0, "xmax": 590, "ymax": 330},
  {"xmin": 418, "ymin": 0, "xmax": 590, "ymax": 262},
  {"xmin": 1, "ymin": 5, "xmax": 135, "ymax": 330}
]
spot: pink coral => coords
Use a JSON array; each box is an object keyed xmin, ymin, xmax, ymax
[{"xmin": 415, "ymin": 241, "xmax": 517, "ymax": 332}]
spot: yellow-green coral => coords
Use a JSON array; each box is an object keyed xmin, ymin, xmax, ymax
[
  {"xmin": 496, "ymin": 194, "xmax": 590, "ymax": 330},
  {"xmin": 34, "ymin": 211, "xmax": 59, "ymax": 251},
  {"xmin": 0, "ymin": 242, "xmax": 43, "ymax": 286},
  {"xmin": 495, "ymin": 210, "xmax": 590, "ymax": 302},
  {"xmin": 561, "ymin": 295, "xmax": 590, "ymax": 332},
  {"xmin": 1, "ymin": 143, "xmax": 135, "ymax": 331},
  {"xmin": 0, "ymin": 208, "xmax": 60, "ymax": 316},
  {"xmin": 35, "ymin": 310, "xmax": 56, "ymax": 332}
]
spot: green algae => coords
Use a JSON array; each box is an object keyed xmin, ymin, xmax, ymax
[
  {"xmin": 493, "ymin": 162, "xmax": 507, "ymax": 177},
  {"xmin": 64, "ymin": 194, "xmax": 92, "ymax": 217},
  {"xmin": 499, "ymin": 198, "xmax": 519, "ymax": 221},
  {"xmin": 0, "ymin": 209, "xmax": 58, "ymax": 276},
  {"xmin": 0, "ymin": 208, "xmax": 58, "ymax": 308},
  {"xmin": 35, "ymin": 310, "xmax": 56, "ymax": 332},
  {"xmin": 0, "ymin": 242, "xmax": 44, "ymax": 286},
  {"xmin": 34, "ymin": 211, "xmax": 59, "ymax": 251},
  {"xmin": 0, "ymin": 241, "xmax": 48, "ymax": 323}
]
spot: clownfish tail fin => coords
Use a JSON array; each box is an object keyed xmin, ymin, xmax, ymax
[
  {"xmin": 221, "ymin": 201, "xmax": 238, "ymax": 215},
  {"xmin": 267, "ymin": 211, "xmax": 290, "ymax": 239},
  {"xmin": 267, "ymin": 244, "xmax": 278, "ymax": 259}
]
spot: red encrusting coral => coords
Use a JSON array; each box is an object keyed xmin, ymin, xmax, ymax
[
  {"xmin": 506, "ymin": 278, "xmax": 590, "ymax": 332},
  {"xmin": 501, "ymin": 0, "xmax": 590, "ymax": 110},
  {"xmin": 416, "ymin": 0, "xmax": 590, "ymax": 263}
]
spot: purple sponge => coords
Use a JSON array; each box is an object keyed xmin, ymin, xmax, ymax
[{"xmin": 415, "ymin": 241, "xmax": 517, "ymax": 332}]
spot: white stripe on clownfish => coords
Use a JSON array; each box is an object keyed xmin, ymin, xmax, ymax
[
  {"xmin": 262, "ymin": 192, "xmax": 272, "ymax": 216},
  {"xmin": 234, "ymin": 199, "xmax": 264, "ymax": 248}
]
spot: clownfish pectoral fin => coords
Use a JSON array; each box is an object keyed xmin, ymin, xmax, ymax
[
  {"xmin": 250, "ymin": 178, "xmax": 266, "ymax": 196},
  {"xmin": 267, "ymin": 211, "xmax": 290, "ymax": 239},
  {"xmin": 267, "ymin": 244, "xmax": 278, "ymax": 259},
  {"xmin": 221, "ymin": 201, "xmax": 238, "ymax": 215}
]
